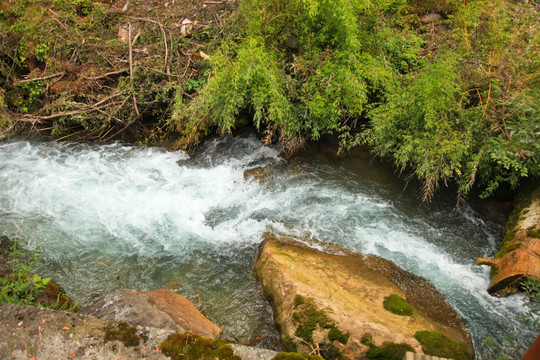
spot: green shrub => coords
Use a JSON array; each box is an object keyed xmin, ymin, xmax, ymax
[{"xmin": 0, "ymin": 238, "xmax": 51, "ymax": 306}]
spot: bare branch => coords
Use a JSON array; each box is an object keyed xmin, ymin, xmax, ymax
[{"xmin": 16, "ymin": 72, "xmax": 65, "ymax": 84}]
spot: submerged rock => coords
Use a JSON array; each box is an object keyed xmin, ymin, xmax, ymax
[
  {"xmin": 81, "ymin": 288, "xmax": 223, "ymax": 339},
  {"xmin": 477, "ymin": 184, "xmax": 540, "ymax": 296},
  {"xmin": 255, "ymin": 233, "xmax": 473, "ymax": 360}
]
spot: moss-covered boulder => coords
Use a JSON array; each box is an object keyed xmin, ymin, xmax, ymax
[
  {"xmin": 477, "ymin": 184, "xmax": 540, "ymax": 296},
  {"xmin": 255, "ymin": 232, "xmax": 473, "ymax": 360}
]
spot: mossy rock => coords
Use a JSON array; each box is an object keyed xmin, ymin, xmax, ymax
[
  {"xmin": 292, "ymin": 296, "xmax": 333, "ymax": 343},
  {"xmin": 273, "ymin": 352, "xmax": 324, "ymax": 360},
  {"xmin": 104, "ymin": 321, "xmax": 147, "ymax": 347},
  {"xmin": 414, "ymin": 330, "xmax": 470, "ymax": 360},
  {"xmin": 383, "ymin": 294, "xmax": 413, "ymax": 317},
  {"xmin": 160, "ymin": 333, "xmax": 241, "ymax": 360},
  {"xmin": 366, "ymin": 341, "xmax": 415, "ymax": 360},
  {"xmin": 290, "ymin": 296, "xmax": 348, "ymax": 359},
  {"xmin": 36, "ymin": 280, "xmax": 78, "ymax": 311}
]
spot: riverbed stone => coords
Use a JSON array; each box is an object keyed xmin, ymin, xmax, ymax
[
  {"xmin": 255, "ymin": 232, "xmax": 473, "ymax": 360},
  {"xmin": 477, "ymin": 184, "xmax": 540, "ymax": 296},
  {"xmin": 81, "ymin": 288, "xmax": 223, "ymax": 339}
]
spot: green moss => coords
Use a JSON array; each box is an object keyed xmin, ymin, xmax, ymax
[
  {"xmin": 36, "ymin": 280, "xmax": 78, "ymax": 312},
  {"xmin": 366, "ymin": 342, "xmax": 415, "ymax": 360},
  {"xmin": 290, "ymin": 296, "xmax": 348, "ymax": 359},
  {"xmin": 320, "ymin": 342, "xmax": 343, "ymax": 360},
  {"xmin": 293, "ymin": 297, "xmax": 332, "ymax": 343},
  {"xmin": 104, "ymin": 322, "xmax": 147, "ymax": 347},
  {"xmin": 327, "ymin": 327, "xmax": 349, "ymax": 345},
  {"xmin": 414, "ymin": 331, "xmax": 470, "ymax": 360},
  {"xmin": 273, "ymin": 353, "xmax": 324, "ymax": 360},
  {"xmin": 527, "ymin": 225, "xmax": 540, "ymax": 239},
  {"xmin": 490, "ymin": 265, "xmax": 499, "ymax": 278},
  {"xmin": 361, "ymin": 333, "xmax": 374, "ymax": 346},
  {"xmin": 383, "ymin": 294, "xmax": 413, "ymax": 316},
  {"xmin": 160, "ymin": 333, "xmax": 240, "ymax": 360},
  {"xmin": 281, "ymin": 336, "xmax": 298, "ymax": 352},
  {"xmin": 498, "ymin": 188, "xmax": 533, "ymax": 256}
]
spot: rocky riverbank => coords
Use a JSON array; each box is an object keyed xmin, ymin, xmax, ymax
[{"xmin": 1, "ymin": 229, "xmax": 481, "ymax": 360}]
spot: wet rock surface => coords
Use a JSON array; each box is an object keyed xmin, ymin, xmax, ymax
[
  {"xmin": 81, "ymin": 288, "xmax": 223, "ymax": 339},
  {"xmin": 255, "ymin": 232, "xmax": 473, "ymax": 360}
]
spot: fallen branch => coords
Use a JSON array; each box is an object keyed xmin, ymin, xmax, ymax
[
  {"xmin": 82, "ymin": 68, "xmax": 129, "ymax": 80},
  {"xmin": 16, "ymin": 72, "xmax": 65, "ymax": 84},
  {"xmin": 128, "ymin": 22, "xmax": 140, "ymax": 118}
]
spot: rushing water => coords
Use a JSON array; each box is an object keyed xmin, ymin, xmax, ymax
[{"xmin": 0, "ymin": 133, "xmax": 536, "ymax": 358}]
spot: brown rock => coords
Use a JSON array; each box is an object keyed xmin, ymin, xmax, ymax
[
  {"xmin": 81, "ymin": 288, "xmax": 222, "ymax": 339},
  {"xmin": 255, "ymin": 232, "xmax": 473, "ymax": 359},
  {"xmin": 476, "ymin": 184, "xmax": 540, "ymax": 296}
]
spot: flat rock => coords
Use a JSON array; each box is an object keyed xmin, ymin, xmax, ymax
[
  {"xmin": 81, "ymin": 288, "xmax": 222, "ymax": 339},
  {"xmin": 255, "ymin": 232, "xmax": 473, "ymax": 360},
  {"xmin": 0, "ymin": 303, "xmax": 171, "ymax": 359}
]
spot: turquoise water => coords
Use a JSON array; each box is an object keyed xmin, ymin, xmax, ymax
[{"xmin": 0, "ymin": 133, "xmax": 536, "ymax": 357}]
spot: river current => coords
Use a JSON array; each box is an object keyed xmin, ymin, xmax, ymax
[{"xmin": 0, "ymin": 133, "xmax": 536, "ymax": 358}]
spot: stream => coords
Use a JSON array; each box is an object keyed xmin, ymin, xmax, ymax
[{"xmin": 0, "ymin": 132, "xmax": 536, "ymax": 358}]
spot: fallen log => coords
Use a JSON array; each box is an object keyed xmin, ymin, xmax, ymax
[{"xmin": 476, "ymin": 184, "xmax": 540, "ymax": 296}]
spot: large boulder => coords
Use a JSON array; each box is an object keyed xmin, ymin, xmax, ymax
[
  {"xmin": 81, "ymin": 288, "xmax": 223, "ymax": 339},
  {"xmin": 477, "ymin": 184, "xmax": 540, "ymax": 296},
  {"xmin": 255, "ymin": 233, "xmax": 473, "ymax": 360}
]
